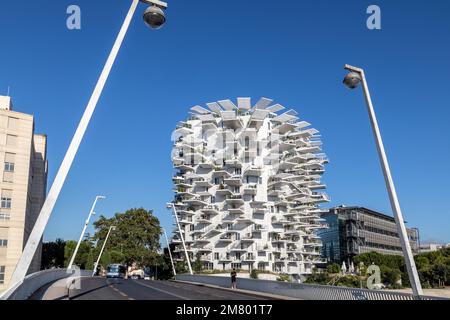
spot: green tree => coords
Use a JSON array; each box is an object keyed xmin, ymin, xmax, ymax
[
  {"xmin": 41, "ymin": 238, "xmax": 66, "ymax": 269},
  {"xmin": 64, "ymin": 240, "xmax": 93, "ymax": 269},
  {"xmin": 193, "ymin": 253, "xmax": 203, "ymax": 273},
  {"xmin": 92, "ymin": 208, "xmax": 161, "ymax": 269},
  {"xmin": 326, "ymin": 263, "xmax": 341, "ymax": 274}
]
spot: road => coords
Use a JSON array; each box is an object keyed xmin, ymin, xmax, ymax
[{"xmin": 71, "ymin": 278, "xmax": 268, "ymax": 300}]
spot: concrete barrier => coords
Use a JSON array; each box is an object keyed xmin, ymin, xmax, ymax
[
  {"xmin": 0, "ymin": 269, "xmax": 92, "ymax": 300},
  {"xmin": 35, "ymin": 276, "xmax": 108, "ymax": 300},
  {"xmin": 176, "ymin": 274, "xmax": 445, "ymax": 300}
]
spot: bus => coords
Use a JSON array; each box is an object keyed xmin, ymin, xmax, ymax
[{"xmin": 106, "ymin": 264, "xmax": 126, "ymax": 279}]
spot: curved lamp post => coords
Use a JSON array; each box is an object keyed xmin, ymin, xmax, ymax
[
  {"xmin": 68, "ymin": 195, "xmax": 106, "ymax": 270},
  {"xmin": 8, "ymin": 0, "xmax": 168, "ymax": 289},
  {"xmin": 343, "ymin": 64, "xmax": 423, "ymax": 298},
  {"xmin": 92, "ymin": 226, "xmax": 116, "ymax": 277}
]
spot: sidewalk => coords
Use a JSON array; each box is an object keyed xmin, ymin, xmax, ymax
[{"xmin": 172, "ymin": 279, "xmax": 298, "ymax": 300}]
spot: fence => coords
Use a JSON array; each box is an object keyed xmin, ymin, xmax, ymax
[{"xmin": 175, "ymin": 274, "xmax": 445, "ymax": 300}]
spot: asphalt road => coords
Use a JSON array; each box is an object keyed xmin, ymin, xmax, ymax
[{"xmin": 71, "ymin": 278, "xmax": 267, "ymax": 300}]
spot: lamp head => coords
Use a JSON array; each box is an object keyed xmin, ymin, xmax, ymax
[
  {"xmin": 343, "ymin": 72, "xmax": 362, "ymax": 89},
  {"xmin": 143, "ymin": 5, "xmax": 166, "ymax": 29}
]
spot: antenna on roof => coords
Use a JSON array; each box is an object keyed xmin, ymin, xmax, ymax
[{"xmin": 7, "ymin": 86, "xmax": 10, "ymax": 96}]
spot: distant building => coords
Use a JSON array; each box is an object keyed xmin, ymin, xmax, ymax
[
  {"xmin": 0, "ymin": 96, "xmax": 48, "ymax": 292},
  {"xmin": 317, "ymin": 206, "xmax": 419, "ymax": 265},
  {"xmin": 419, "ymin": 243, "xmax": 444, "ymax": 253}
]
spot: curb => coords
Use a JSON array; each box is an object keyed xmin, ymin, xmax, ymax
[{"xmin": 172, "ymin": 279, "xmax": 299, "ymax": 300}]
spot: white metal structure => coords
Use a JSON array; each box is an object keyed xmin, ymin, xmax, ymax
[
  {"xmin": 343, "ymin": 65, "xmax": 423, "ymax": 298},
  {"xmin": 68, "ymin": 195, "xmax": 106, "ymax": 270},
  {"xmin": 162, "ymin": 228, "xmax": 177, "ymax": 276},
  {"xmin": 8, "ymin": 0, "xmax": 168, "ymax": 289},
  {"xmin": 170, "ymin": 98, "xmax": 329, "ymax": 279},
  {"xmin": 168, "ymin": 203, "xmax": 194, "ymax": 275},
  {"xmin": 92, "ymin": 226, "xmax": 116, "ymax": 277}
]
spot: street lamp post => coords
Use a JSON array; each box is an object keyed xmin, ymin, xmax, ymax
[
  {"xmin": 8, "ymin": 0, "xmax": 168, "ymax": 288},
  {"xmin": 92, "ymin": 226, "xmax": 116, "ymax": 277},
  {"xmin": 68, "ymin": 195, "xmax": 105, "ymax": 270},
  {"xmin": 162, "ymin": 227, "xmax": 177, "ymax": 277},
  {"xmin": 342, "ymin": 64, "xmax": 423, "ymax": 298},
  {"xmin": 167, "ymin": 203, "xmax": 193, "ymax": 275}
]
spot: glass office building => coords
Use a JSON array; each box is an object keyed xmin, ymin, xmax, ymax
[{"xmin": 318, "ymin": 206, "xmax": 419, "ymax": 265}]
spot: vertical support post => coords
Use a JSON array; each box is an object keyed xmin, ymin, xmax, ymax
[
  {"xmin": 68, "ymin": 195, "xmax": 105, "ymax": 270},
  {"xmin": 92, "ymin": 226, "xmax": 115, "ymax": 277},
  {"xmin": 344, "ymin": 65, "xmax": 423, "ymax": 298},
  {"xmin": 163, "ymin": 228, "xmax": 177, "ymax": 277},
  {"xmin": 169, "ymin": 203, "xmax": 193, "ymax": 275}
]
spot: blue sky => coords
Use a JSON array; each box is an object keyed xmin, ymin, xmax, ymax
[{"xmin": 0, "ymin": 0, "xmax": 449, "ymax": 244}]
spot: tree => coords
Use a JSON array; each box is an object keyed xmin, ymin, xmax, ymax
[
  {"xmin": 92, "ymin": 208, "xmax": 161, "ymax": 269},
  {"xmin": 41, "ymin": 239, "xmax": 66, "ymax": 269},
  {"xmin": 326, "ymin": 263, "xmax": 341, "ymax": 274},
  {"xmin": 193, "ymin": 253, "xmax": 203, "ymax": 273},
  {"xmin": 64, "ymin": 240, "xmax": 93, "ymax": 269}
]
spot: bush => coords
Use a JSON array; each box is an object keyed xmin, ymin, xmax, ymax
[
  {"xmin": 276, "ymin": 274, "xmax": 291, "ymax": 282},
  {"xmin": 250, "ymin": 269, "xmax": 258, "ymax": 279},
  {"xmin": 326, "ymin": 263, "xmax": 341, "ymax": 274}
]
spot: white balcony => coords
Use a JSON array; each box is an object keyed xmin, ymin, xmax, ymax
[
  {"xmin": 242, "ymin": 184, "xmax": 257, "ymax": 195},
  {"xmin": 224, "ymin": 175, "xmax": 242, "ymax": 186},
  {"xmin": 201, "ymin": 205, "xmax": 220, "ymax": 215}
]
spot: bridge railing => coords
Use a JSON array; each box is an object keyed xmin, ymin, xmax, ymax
[
  {"xmin": 175, "ymin": 274, "xmax": 446, "ymax": 300},
  {"xmin": 0, "ymin": 268, "xmax": 92, "ymax": 300}
]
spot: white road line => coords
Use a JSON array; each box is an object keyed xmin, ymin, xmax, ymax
[{"xmin": 131, "ymin": 280, "xmax": 189, "ymax": 300}]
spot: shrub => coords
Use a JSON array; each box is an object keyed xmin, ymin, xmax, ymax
[{"xmin": 250, "ymin": 269, "xmax": 258, "ymax": 279}]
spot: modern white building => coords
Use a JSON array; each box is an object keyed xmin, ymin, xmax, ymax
[{"xmin": 170, "ymin": 97, "xmax": 329, "ymax": 279}]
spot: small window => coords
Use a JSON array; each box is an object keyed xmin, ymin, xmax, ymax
[
  {"xmin": 214, "ymin": 252, "xmax": 219, "ymax": 260},
  {"xmin": 6, "ymin": 135, "xmax": 18, "ymax": 147},
  {"xmin": 0, "ymin": 213, "xmax": 10, "ymax": 220},
  {"xmin": 0, "ymin": 266, "xmax": 5, "ymax": 284},
  {"xmin": 4, "ymin": 162, "xmax": 14, "ymax": 172},
  {"xmin": 1, "ymin": 198, "xmax": 11, "ymax": 209},
  {"xmin": 0, "ymin": 239, "xmax": 7, "ymax": 247}
]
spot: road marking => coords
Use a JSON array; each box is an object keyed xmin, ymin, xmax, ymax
[{"xmin": 131, "ymin": 280, "xmax": 189, "ymax": 300}]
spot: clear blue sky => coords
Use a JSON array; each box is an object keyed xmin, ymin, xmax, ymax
[{"xmin": 1, "ymin": 0, "xmax": 449, "ymax": 244}]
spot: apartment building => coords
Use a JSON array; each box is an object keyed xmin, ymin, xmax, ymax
[
  {"xmin": 318, "ymin": 206, "xmax": 419, "ymax": 265},
  {"xmin": 170, "ymin": 97, "xmax": 329, "ymax": 279},
  {"xmin": 0, "ymin": 96, "xmax": 48, "ymax": 292}
]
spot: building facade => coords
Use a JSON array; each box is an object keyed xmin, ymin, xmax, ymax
[
  {"xmin": 0, "ymin": 96, "xmax": 48, "ymax": 292},
  {"xmin": 170, "ymin": 97, "xmax": 329, "ymax": 279},
  {"xmin": 318, "ymin": 206, "xmax": 419, "ymax": 265}
]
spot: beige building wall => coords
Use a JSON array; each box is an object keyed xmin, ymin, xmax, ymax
[{"xmin": 0, "ymin": 96, "xmax": 47, "ymax": 292}]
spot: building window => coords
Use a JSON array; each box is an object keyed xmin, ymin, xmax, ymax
[
  {"xmin": 6, "ymin": 134, "xmax": 18, "ymax": 147},
  {"xmin": 1, "ymin": 197, "xmax": 11, "ymax": 209},
  {"xmin": 214, "ymin": 252, "xmax": 219, "ymax": 260},
  {"xmin": 0, "ymin": 266, "xmax": 5, "ymax": 284},
  {"xmin": 0, "ymin": 239, "xmax": 7, "ymax": 247},
  {"xmin": 0, "ymin": 213, "xmax": 10, "ymax": 220},
  {"xmin": 4, "ymin": 162, "xmax": 14, "ymax": 172}
]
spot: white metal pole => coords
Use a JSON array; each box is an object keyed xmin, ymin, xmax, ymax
[
  {"xmin": 92, "ymin": 226, "xmax": 115, "ymax": 277},
  {"xmin": 8, "ymin": 0, "xmax": 140, "ymax": 287},
  {"xmin": 344, "ymin": 64, "xmax": 423, "ymax": 298},
  {"xmin": 68, "ymin": 196, "xmax": 105, "ymax": 270},
  {"xmin": 169, "ymin": 204, "xmax": 193, "ymax": 275},
  {"xmin": 162, "ymin": 228, "xmax": 177, "ymax": 277}
]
